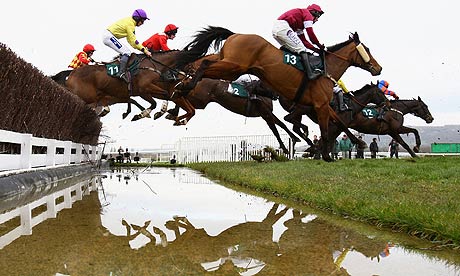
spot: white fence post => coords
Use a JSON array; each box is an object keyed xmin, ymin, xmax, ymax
[
  {"xmin": 46, "ymin": 139, "xmax": 56, "ymax": 167},
  {"xmin": 20, "ymin": 133, "xmax": 33, "ymax": 170},
  {"xmin": 19, "ymin": 205, "xmax": 32, "ymax": 235}
]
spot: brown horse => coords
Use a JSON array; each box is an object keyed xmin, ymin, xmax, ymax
[
  {"xmin": 51, "ymin": 69, "xmax": 148, "ymax": 119},
  {"xmin": 155, "ymin": 79, "xmax": 301, "ymax": 154},
  {"xmin": 349, "ymin": 97, "xmax": 434, "ymax": 157},
  {"xmin": 176, "ymin": 26, "xmax": 382, "ymax": 161},
  {"xmin": 279, "ymin": 83, "xmax": 388, "ymax": 154},
  {"xmin": 64, "ymin": 51, "xmax": 196, "ymax": 126}
]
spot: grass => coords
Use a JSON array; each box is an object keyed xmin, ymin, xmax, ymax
[{"xmin": 187, "ymin": 156, "xmax": 460, "ymax": 248}]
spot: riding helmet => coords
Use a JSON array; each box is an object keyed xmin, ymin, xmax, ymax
[
  {"xmin": 132, "ymin": 9, "xmax": 150, "ymax": 20},
  {"xmin": 164, "ymin": 24, "xmax": 179, "ymax": 35},
  {"xmin": 83, "ymin": 44, "xmax": 95, "ymax": 53},
  {"xmin": 307, "ymin": 4, "xmax": 324, "ymax": 18}
]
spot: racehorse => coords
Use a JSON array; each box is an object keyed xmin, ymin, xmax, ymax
[
  {"xmin": 349, "ymin": 97, "xmax": 434, "ymax": 157},
  {"xmin": 175, "ymin": 26, "xmax": 382, "ymax": 161},
  {"xmin": 51, "ymin": 69, "xmax": 148, "ymax": 119},
  {"xmin": 279, "ymin": 83, "xmax": 389, "ymax": 153},
  {"xmin": 62, "ymin": 51, "xmax": 196, "ymax": 126},
  {"xmin": 156, "ymin": 79, "xmax": 301, "ymax": 154}
]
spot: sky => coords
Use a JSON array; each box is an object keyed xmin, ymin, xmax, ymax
[{"xmin": 1, "ymin": 0, "xmax": 459, "ymax": 151}]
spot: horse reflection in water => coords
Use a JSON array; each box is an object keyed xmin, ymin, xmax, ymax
[{"xmin": 119, "ymin": 203, "xmax": 389, "ymax": 275}]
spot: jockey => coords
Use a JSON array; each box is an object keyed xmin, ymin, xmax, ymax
[
  {"xmin": 102, "ymin": 9, "xmax": 152, "ymax": 82},
  {"xmin": 377, "ymin": 80, "xmax": 399, "ymax": 120},
  {"xmin": 333, "ymin": 79, "xmax": 350, "ymax": 112},
  {"xmin": 142, "ymin": 24, "xmax": 179, "ymax": 52},
  {"xmin": 272, "ymin": 3, "xmax": 325, "ymax": 80},
  {"xmin": 378, "ymin": 80, "xmax": 399, "ymax": 100},
  {"xmin": 68, "ymin": 44, "xmax": 96, "ymax": 69}
]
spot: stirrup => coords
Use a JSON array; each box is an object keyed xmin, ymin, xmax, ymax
[{"xmin": 119, "ymin": 72, "xmax": 129, "ymax": 83}]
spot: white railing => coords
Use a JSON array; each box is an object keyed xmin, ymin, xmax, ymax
[
  {"xmin": 0, "ymin": 129, "xmax": 101, "ymax": 172},
  {"xmin": 176, "ymin": 134, "xmax": 293, "ymax": 164},
  {"xmin": 0, "ymin": 176, "xmax": 99, "ymax": 249}
]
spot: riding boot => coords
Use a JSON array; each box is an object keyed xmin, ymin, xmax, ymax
[
  {"xmin": 337, "ymin": 91, "xmax": 349, "ymax": 112},
  {"xmin": 117, "ymin": 54, "xmax": 130, "ymax": 82},
  {"xmin": 377, "ymin": 109, "xmax": 385, "ymax": 121},
  {"xmin": 300, "ymin": 52, "xmax": 322, "ymax": 80}
]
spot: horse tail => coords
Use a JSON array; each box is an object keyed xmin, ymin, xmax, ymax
[
  {"xmin": 177, "ymin": 26, "xmax": 234, "ymax": 68},
  {"xmin": 50, "ymin": 69, "xmax": 73, "ymax": 86}
]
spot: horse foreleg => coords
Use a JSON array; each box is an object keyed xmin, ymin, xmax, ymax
[
  {"xmin": 315, "ymin": 106, "xmax": 333, "ymax": 162},
  {"xmin": 165, "ymin": 105, "xmax": 180, "ymax": 121},
  {"xmin": 391, "ymin": 133, "xmax": 418, "ymax": 158},
  {"xmin": 131, "ymin": 95, "xmax": 157, "ymax": 121},
  {"xmin": 122, "ymin": 102, "xmax": 132, "ymax": 119},
  {"xmin": 397, "ymin": 126, "xmax": 421, "ymax": 155},
  {"xmin": 173, "ymin": 98, "xmax": 195, "ymax": 126}
]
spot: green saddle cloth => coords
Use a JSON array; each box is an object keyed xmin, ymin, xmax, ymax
[
  {"xmin": 283, "ymin": 51, "xmax": 304, "ymax": 71},
  {"xmin": 105, "ymin": 57, "xmax": 141, "ymax": 77},
  {"xmin": 227, "ymin": 83, "xmax": 249, "ymax": 98},
  {"xmin": 362, "ymin": 107, "xmax": 379, "ymax": 118}
]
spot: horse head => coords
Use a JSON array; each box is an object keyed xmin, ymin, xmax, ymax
[
  {"xmin": 412, "ymin": 97, "xmax": 434, "ymax": 123},
  {"xmin": 326, "ymin": 32, "xmax": 382, "ymax": 77}
]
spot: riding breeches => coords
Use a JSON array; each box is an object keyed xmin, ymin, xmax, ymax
[
  {"xmin": 102, "ymin": 29, "xmax": 132, "ymax": 56},
  {"xmin": 272, "ymin": 20, "xmax": 309, "ymax": 54}
]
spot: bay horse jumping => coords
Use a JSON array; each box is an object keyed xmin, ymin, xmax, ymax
[
  {"xmin": 51, "ymin": 69, "xmax": 148, "ymax": 119},
  {"xmin": 156, "ymin": 79, "xmax": 301, "ymax": 154},
  {"xmin": 63, "ymin": 51, "xmax": 196, "ymax": 126},
  {"xmin": 278, "ymin": 83, "xmax": 389, "ymax": 154},
  {"xmin": 349, "ymin": 97, "xmax": 434, "ymax": 157},
  {"xmin": 176, "ymin": 26, "xmax": 382, "ymax": 161}
]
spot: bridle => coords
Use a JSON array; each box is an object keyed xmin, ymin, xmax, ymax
[{"xmin": 324, "ymin": 39, "xmax": 376, "ymax": 73}]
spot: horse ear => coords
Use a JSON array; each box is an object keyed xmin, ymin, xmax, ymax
[
  {"xmin": 353, "ymin": 32, "xmax": 360, "ymax": 44},
  {"xmin": 418, "ymin": 96, "xmax": 422, "ymax": 101}
]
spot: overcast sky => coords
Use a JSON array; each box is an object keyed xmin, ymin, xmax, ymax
[{"xmin": 1, "ymin": 0, "xmax": 459, "ymax": 150}]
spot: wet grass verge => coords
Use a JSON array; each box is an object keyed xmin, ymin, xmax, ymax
[{"xmin": 187, "ymin": 156, "xmax": 460, "ymax": 248}]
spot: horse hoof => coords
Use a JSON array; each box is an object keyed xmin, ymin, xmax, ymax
[
  {"xmin": 153, "ymin": 113, "xmax": 162, "ymax": 120},
  {"xmin": 132, "ymin": 115, "xmax": 141, "ymax": 121},
  {"xmin": 122, "ymin": 113, "xmax": 128, "ymax": 120},
  {"xmin": 165, "ymin": 114, "xmax": 176, "ymax": 120},
  {"xmin": 413, "ymin": 146, "xmax": 420, "ymax": 153}
]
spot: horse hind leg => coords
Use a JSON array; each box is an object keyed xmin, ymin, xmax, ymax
[{"xmin": 284, "ymin": 111, "xmax": 312, "ymax": 146}]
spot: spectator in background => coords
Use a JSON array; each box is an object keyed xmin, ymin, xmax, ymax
[
  {"xmin": 338, "ymin": 134, "xmax": 353, "ymax": 159},
  {"xmin": 389, "ymin": 139, "xmax": 399, "ymax": 159},
  {"xmin": 117, "ymin": 146, "xmax": 124, "ymax": 163},
  {"xmin": 170, "ymin": 155, "xmax": 177, "ymax": 164},
  {"xmin": 355, "ymin": 136, "xmax": 366, "ymax": 159},
  {"xmin": 331, "ymin": 139, "xmax": 339, "ymax": 160},
  {"xmin": 312, "ymin": 135, "xmax": 321, "ymax": 160},
  {"xmin": 369, "ymin": 138, "xmax": 379, "ymax": 159},
  {"xmin": 124, "ymin": 148, "xmax": 131, "ymax": 163},
  {"xmin": 134, "ymin": 152, "xmax": 140, "ymax": 163}
]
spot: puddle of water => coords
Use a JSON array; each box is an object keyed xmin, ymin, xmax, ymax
[{"xmin": 0, "ymin": 167, "xmax": 459, "ymax": 276}]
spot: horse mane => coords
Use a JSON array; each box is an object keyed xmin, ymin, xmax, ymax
[
  {"xmin": 326, "ymin": 37, "xmax": 353, "ymax": 52},
  {"xmin": 351, "ymin": 83, "xmax": 374, "ymax": 95},
  {"xmin": 150, "ymin": 49, "xmax": 180, "ymax": 55}
]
